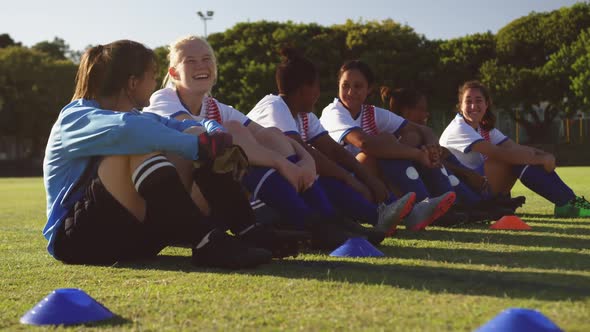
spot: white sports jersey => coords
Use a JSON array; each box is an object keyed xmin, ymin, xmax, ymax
[
  {"xmin": 320, "ymin": 98, "xmax": 407, "ymax": 155},
  {"xmin": 144, "ymin": 87, "xmax": 250, "ymax": 126},
  {"xmin": 439, "ymin": 114, "xmax": 508, "ymax": 170},
  {"xmin": 248, "ymin": 95, "xmax": 328, "ymax": 143}
]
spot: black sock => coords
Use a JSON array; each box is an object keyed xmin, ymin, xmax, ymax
[
  {"xmin": 193, "ymin": 167, "xmax": 256, "ymax": 234},
  {"xmin": 132, "ymin": 155, "xmax": 214, "ymax": 245}
]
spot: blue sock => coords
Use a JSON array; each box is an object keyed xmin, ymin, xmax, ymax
[
  {"xmin": 444, "ymin": 154, "xmax": 488, "ymax": 202},
  {"xmin": 300, "ymin": 180, "xmax": 337, "ymax": 219},
  {"xmin": 379, "ymin": 159, "xmax": 430, "ymax": 201},
  {"xmin": 512, "ymin": 165, "xmax": 575, "ymax": 206},
  {"xmin": 318, "ymin": 176, "xmax": 378, "ymax": 224},
  {"xmin": 242, "ymin": 166, "xmax": 311, "ymax": 229},
  {"xmin": 418, "ymin": 166, "xmax": 453, "ymax": 197},
  {"xmin": 445, "ymin": 169, "xmax": 483, "ymax": 205},
  {"xmin": 384, "ymin": 193, "xmax": 397, "ymax": 204}
]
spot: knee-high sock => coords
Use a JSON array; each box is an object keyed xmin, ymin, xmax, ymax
[
  {"xmin": 318, "ymin": 176, "xmax": 378, "ymax": 224},
  {"xmin": 512, "ymin": 165, "xmax": 575, "ymax": 206},
  {"xmin": 418, "ymin": 165, "xmax": 453, "ymax": 197},
  {"xmin": 445, "ymin": 169, "xmax": 483, "ymax": 206},
  {"xmin": 281, "ymin": 154, "xmax": 338, "ymax": 220},
  {"xmin": 193, "ymin": 165, "xmax": 256, "ymax": 234},
  {"xmin": 300, "ymin": 180, "xmax": 337, "ymax": 219},
  {"xmin": 242, "ymin": 166, "xmax": 313, "ymax": 230},
  {"xmin": 444, "ymin": 154, "xmax": 489, "ymax": 202},
  {"xmin": 132, "ymin": 154, "xmax": 213, "ymax": 245},
  {"xmin": 379, "ymin": 159, "xmax": 430, "ymax": 201}
]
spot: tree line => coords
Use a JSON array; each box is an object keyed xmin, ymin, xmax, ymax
[{"xmin": 1, "ymin": 2, "xmax": 590, "ymax": 159}]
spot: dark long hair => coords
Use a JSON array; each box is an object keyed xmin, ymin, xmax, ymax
[
  {"xmin": 380, "ymin": 86, "xmax": 424, "ymax": 115},
  {"xmin": 72, "ymin": 40, "xmax": 155, "ymax": 100},
  {"xmin": 457, "ymin": 80, "xmax": 496, "ymax": 130},
  {"xmin": 276, "ymin": 47, "xmax": 318, "ymax": 95}
]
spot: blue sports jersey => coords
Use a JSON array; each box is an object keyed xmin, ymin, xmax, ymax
[{"xmin": 42, "ymin": 99, "xmax": 224, "ymax": 256}]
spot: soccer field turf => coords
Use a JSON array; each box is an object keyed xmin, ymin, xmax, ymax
[{"xmin": 0, "ymin": 167, "xmax": 589, "ymax": 331}]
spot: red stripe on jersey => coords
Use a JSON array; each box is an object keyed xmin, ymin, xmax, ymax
[
  {"xmin": 361, "ymin": 104, "xmax": 379, "ymax": 136},
  {"xmin": 299, "ymin": 113, "xmax": 309, "ymax": 142},
  {"xmin": 205, "ymin": 97, "xmax": 223, "ymax": 123}
]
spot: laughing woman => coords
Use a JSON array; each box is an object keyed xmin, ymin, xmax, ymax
[
  {"xmin": 42, "ymin": 40, "xmax": 278, "ymax": 269},
  {"xmin": 439, "ymin": 80, "xmax": 590, "ymax": 217},
  {"xmin": 142, "ymin": 36, "xmax": 373, "ymax": 249}
]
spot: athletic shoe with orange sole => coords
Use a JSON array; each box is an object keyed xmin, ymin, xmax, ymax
[
  {"xmin": 376, "ymin": 192, "xmax": 417, "ymax": 236},
  {"xmin": 404, "ymin": 191, "xmax": 456, "ymax": 231}
]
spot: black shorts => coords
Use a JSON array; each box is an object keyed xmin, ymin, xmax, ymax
[{"xmin": 53, "ymin": 176, "xmax": 167, "ymax": 265}]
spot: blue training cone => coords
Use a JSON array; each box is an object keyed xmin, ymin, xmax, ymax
[
  {"xmin": 476, "ymin": 308, "xmax": 563, "ymax": 332},
  {"xmin": 330, "ymin": 237, "xmax": 385, "ymax": 257},
  {"xmin": 20, "ymin": 288, "xmax": 114, "ymax": 326}
]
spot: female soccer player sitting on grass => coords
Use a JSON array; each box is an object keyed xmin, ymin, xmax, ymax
[
  {"xmin": 381, "ymin": 87, "xmax": 521, "ymax": 225},
  {"xmin": 319, "ymin": 60, "xmax": 456, "ymax": 230},
  {"xmin": 142, "ymin": 36, "xmax": 387, "ymax": 249},
  {"xmin": 42, "ymin": 40, "xmax": 301, "ymax": 270},
  {"xmin": 248, "ymin": 48, "xmax": 452, "ymax": 234},
  {"xmin": 439, "ymin": 80, "xmax": 590, "ymax": 218}
]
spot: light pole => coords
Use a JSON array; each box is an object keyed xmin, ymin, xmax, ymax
[{"xmin": 197, "ymin": 11, "xmax": 214, "ymax": 38}]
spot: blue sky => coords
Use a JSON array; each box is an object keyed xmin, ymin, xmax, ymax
[{"xmin": 1, "ymin": 0, "xmax": 582, "ymax": 51}]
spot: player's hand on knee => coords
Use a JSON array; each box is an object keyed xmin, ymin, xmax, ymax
[
  {"xmin": 278, "ymin": 160, "xmax": 307, "ymax": 192},
  {"xmin": 417, "ymin": 146, "xmax": 436, "ymax": 168},
  {"xmin": 425, "ymin": 144, "xmax": 442, "ymax": 167},
  {"xmin": 297, "ymin": 159, "xmax": 317, "ymax": 191}
]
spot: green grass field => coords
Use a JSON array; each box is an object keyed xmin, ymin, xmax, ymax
[{"xmin": 1, "ymin": 167, "xmax": 589, "ymax": 331}]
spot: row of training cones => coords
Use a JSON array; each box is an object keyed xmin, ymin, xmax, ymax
[
  {"xmin": 21, "ymin": 290, "xmax": 563, "ymax": 331},
  {"xmin": 326, "ymin": 215, "xmax": 534, "ymax": 259}
]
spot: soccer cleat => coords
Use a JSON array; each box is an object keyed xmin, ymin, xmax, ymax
[
  {"xmin": 554, "ymin": 195, "xmax": 590, "ymax": 218},
  {"xmin": 483, "ymin": 195, "xmax": 526, "ymax": 213},
  {"xmin": 431, "ymin": 206, "xmax": 470, "ymax": 227},
  {"xmin": 376, "ymin": 192, "xmax": 416, "ymax": 237},
  {"xmin": 238, "ymin": 223, "xmax": 310, "ymax": 259},
  {"xmin": 191, "ymin": 229, "xmax": 272, "ymax": 269},
  {"xmin": 329, "ymin": 217, "xmax": 385, "ymax": 246},
  {"xmin": 503, "ymin": 195, "xmax": 526, "ymax": 211},
  {"xmin": 404, "ymin": 191, "xmax": 456, "ymax": 231},
  {"xmin": 307, "ymin": 222, "xmax": 357, "ymax": 251}
]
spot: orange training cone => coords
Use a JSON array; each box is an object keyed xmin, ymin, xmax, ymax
[{"xmin": 489, "ymin": 215, "xmax": 531, "ymax": 230}]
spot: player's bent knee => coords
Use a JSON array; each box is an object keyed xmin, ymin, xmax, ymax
[
  {"xmin": 224, "ymin": 120, "xmax": 247, "ymax": 134},
  {"xmin": 256, "ymin": 127, "xmax": 295, "ymax": 156}
]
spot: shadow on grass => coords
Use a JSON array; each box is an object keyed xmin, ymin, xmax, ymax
[
  {"xmin": 400, "ymin": 228, "xmax": 590, "ymax": 250},
  {"xmin": 440, "ymin": 222, "xmax": 590, "ymax": 236},
  {"xmin": 520, "ymin": 215, "xmax": 590, "ymax": 225},
  {"xmin": 116, "ymin": 254, "xmax": 590, "ymax": 302},
  {"xmin": 380, "ymin": 246, "xmax": 590, "ymax": 271},
  {"xmin": 518, "ymin": 213, "xmax": 554, "ymax": 219},
  {"xmin": 520, "ymin": 225, "xmax": 590, "ymax": 236},
  {"xmin": 81, "ymin": 315, "xmax": 132, "ymax": 328},
  {"xmin": 109, "ymin": 218, "xmax": 590, "ymax": 303}
]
